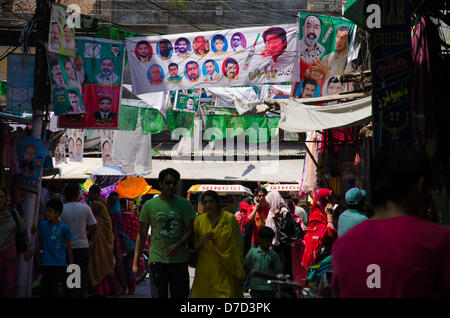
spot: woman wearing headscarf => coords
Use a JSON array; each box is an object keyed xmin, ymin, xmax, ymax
[
  {"xmin": 265, "ymin": 191, "xmax": 295, "ymax": 278},
  {"xmin": 190, "ymin": 190, "xmax": 245, "ymax": 298},
  {"xmin": 0, "ymin": 187, "xmax": 31, "ymax": 297},
  {"xmin": 301, "ymin": 188, "xmax": 337, "ymax": 273},
  {"xmin": 234, "ymin": 196, "xmax": 253, "ymax": 258},
  {"xmin": 288, "ymin": 200, "xmax": 308, "ymax": 295},
  {"xmin": 88, "ymin": 187, "xmax": 122, "ymax": 296}
]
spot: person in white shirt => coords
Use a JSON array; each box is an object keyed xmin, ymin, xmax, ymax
[{"xmin": 60, "ymin": 182, "xmax": 97, "ymax": 298}]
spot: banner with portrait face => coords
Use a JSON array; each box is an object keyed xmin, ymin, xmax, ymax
[
  {"xmin": 66, "ymin": 129, "xmax": 84, "ymax": 162},
  {"xmin": 175, "ymin": 93, "xmax": 199, "ymax": 112},
  {"xmin": 126, "ymin": 24, "xmax": 299, "ymax": 94},
  {"xmin": 293, "ymin": 13, "xmax": 357, "ymax": 99},
  {"xmin": 54, "ymin": 134, "xmax": 67, "ymax": 165},
  {"xmin": 100, "ymin": 130, "xmax": 114, "ymax": 166},
  {"xmin": 48, "ymin": 3, "xmax": 76, "ymax": 57},
  {"xmin": 47, "ymin": 51, "xmax": 85, "ymax": 115},
  {"xmin": 16, "ymin": 135, "xmax": 50, "ymax": 194},
  {"xmin": 57, "ymin": 37, "xmax": 125, "ymax": 129}
]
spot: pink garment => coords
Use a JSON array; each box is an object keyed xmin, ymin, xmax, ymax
[
  {"xmin": 0, "ymin": 245, "xmax": 18, "ymax": 297},
  {"xmin": 92, "ymin": 269, "xmax": 122, "ymax": 296},
  {"xmin": 292, "ymin": 214, "xmax": 308, "ymax": 297},
  {"xmin": 331, "ymin": 216, "xmax": 450, "ymax": 297}
]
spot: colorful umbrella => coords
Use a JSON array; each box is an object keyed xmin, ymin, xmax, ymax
[
  {"xmin": 91, "ymin": 165, "xmax": 127, "ymax": 176},
  {"xmin": 115, "ymin": 177, "xmax": 149, "ymax": 199}
]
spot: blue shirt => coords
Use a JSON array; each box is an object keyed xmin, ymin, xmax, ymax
[
  {"xmin": 37, "ymin": 221, "xmax": 73, "ymax": 266},
  {"xmin": 337, "ymin": 209, "xmax": 368, "ymax": 236}
]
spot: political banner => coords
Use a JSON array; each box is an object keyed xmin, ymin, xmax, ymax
[
  {"xmin": 16, "ymin": 135, "xmax": 50, "ymax": 194},
  {"xmin": 293, "ymin": 13, "xmax": 357, "ymax": 98},
  {"xmin": 48, "ymin": 3, "xmax": 76, "ymax": 57},
  {"xmin": 58, "ymin": 37, "xmax": 125, "ymax": 129},
  {"xmin": 175, "ymin": 93, "xmax": 199, "ymax": 112},
  {"xmin": 126, "ymin": 24, "xmax": 299, "ymax": 94},
  {"xmin": 100, "ymin": 130, "xmax": 114, "ymax": 166},
  {"xmin": 54, "ymin": 134, "xmax": 67, "ymax": 165},
  {"xmin": 7, "ymin": 54, "xmax": 35, "ymax": 113},
  {"xmin": 66, "ymin": 129, "xmax": 84, "ymax": 162},
  {"xmin": 47, "ymin": 51, "xmax": 85, "ymax": 115}
]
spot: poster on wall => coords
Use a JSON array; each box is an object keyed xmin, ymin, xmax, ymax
[
  {"xmin": 175, "ymin": 93, "xmax": 199, "ymax": 112},
  {"xmin": 292, "ymin": 13, "xmax": 357, "ymax": 99},
  {"xmin": 54, "ymin": 134, "xmax": 67, "ymax": 165},
  {"xmin": 58, "ymin": 37, "xmax": 125, "ymax": 129},
  {"xmin": 66, "ymin": 129, "xmax": 84, "ymax": 162},
  {"xmin": 7, "ymin": 54, "xmax": 35, "ymax": 113},
  {"xmin": 126, "ymin": 24, "xmax": 299, "ymax": 94},
  {"xmin": 100, "ymin": 130, "xmax": 114, "ymax": 166},
  {"xmin": 48, "ymin": 3, "xmax": 76, "ymax": 57},
  {"xmin": 16, "ymin": 135, "xmax": 50, "ymax": 194},
  {"xmin": 47, "ymin": 51, "xmax": 85, "ymax": 115}
]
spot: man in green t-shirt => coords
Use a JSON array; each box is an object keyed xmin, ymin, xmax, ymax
[{"xmin": 132, "ymin": 168, "xmax": 195, "ymax": 298}]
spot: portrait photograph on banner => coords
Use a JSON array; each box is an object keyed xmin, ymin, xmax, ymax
[
  {"xmin": 126, "ymin": 24, "xmax": 299, "ymax": 94},
  {"xmin": 66, "ymin": 129, "xmax": 84, "ymax": 162},
  {"xmin": 293, "ymin": 13, "xmax": 357, "ymax": 99},
  {"xmin": 54, "ymin": 134, "xmax": 67, "ymax": 165},
  {"xmin": 100, "ymin": 130, "xmax": 114, "ymax": 166},
  {"xmin": 175, "ymin": 93, "xmax": 199, "ymax": 112},
  {"xmin": 47, "ymin": 51, "xmax": 85, "ymax": 115},
  {"xmin": 58, "ymin": 37, "xmax": 125, "ymax": 129},
  {"xmin": 16, "ymin": 136, "xmax": 50, "ymax": 194},
  {"xmin": 48, "ymin": 3, "xmax": 76, "ymax": 57}
]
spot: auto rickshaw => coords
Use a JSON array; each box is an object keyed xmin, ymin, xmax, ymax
[{"xmin": 187, "ymin": 184, "xmax": 253, "ymax": 214}]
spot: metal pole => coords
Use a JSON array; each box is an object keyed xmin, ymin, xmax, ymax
[{"xmin": 16, "ymin": 0, "xmax": 51, "ymax": 298}]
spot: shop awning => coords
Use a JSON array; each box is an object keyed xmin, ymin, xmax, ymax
[
  {"xmin": 187, "ymin": 184, "xmax": 253, "ymax": 195},
  {"xmin": 44, "ymin": 158, "xmax": 304, "ymax": 183},
  {"xmin": 265, "ymin": 184, "xmax": 301, "ymax": 192},
  {"xmin": 278, "ymin": 96, "xmax": 372, "ymax": 133}
]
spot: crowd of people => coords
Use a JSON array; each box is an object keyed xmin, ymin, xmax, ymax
[{"xmin": 1, "ymin": 146, "xmax": 449, "ymax": 298}]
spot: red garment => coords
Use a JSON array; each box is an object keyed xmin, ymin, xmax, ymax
[
  {"xmin": 292, "ymin": 215, "xmax": 307, "ymax": 295},
  {"xmin": 235, "ymin": 202, "xmax": 250, "ymax": 233},
  {"xmin": 247, "ymin": 204, "xmax": 270, "ymax": 244},
  {"xmin": 121, "ymin": 212, "xmax": 139, "ymax": 242},
  {"xmin": 331, "ymin": 216, "xmax": 450, "ymax": 297},
  {"xmin": 301, "ymin": 189, "xmax": 337, "ymax": 270}
]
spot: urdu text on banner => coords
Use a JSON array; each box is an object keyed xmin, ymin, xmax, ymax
[{"xmin": 126, "ymin": 24, "xmax": 299, "ymax": 94}]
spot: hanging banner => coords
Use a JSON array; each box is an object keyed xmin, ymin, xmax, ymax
[
  {"xmin": 48, "ymin": 3, "xmax": 76, "ymax": 57},
  {"xmin": 100, "ymin": 130, "xmax": 114, "ymax": 166},
  {"xmin": 293, "ymin": 13, "xmax": 357, "ymax": 98},
  {"xmin": 16, "ymin": 135, "xmax": 50, "ymax": 194},
  {"xmin": 47, "ymin": 51, "xmax": 85, "ymax": 115},
  {"xmin": 58, "ymin": 37, "xmax": 126, "ymax": 129},
  {"xmin": 54, "ymin": 134, "xmax": 67, "ymax": 165},
  {"xmin": 66, "ymin": 129, "xmax": 84, "ymax": 162},
  {"xmin": 7, "ymin": 54, "xmax": 35, "ymax": 113},
  {"xmin": 126, "ymin": 24, "xmax": 299, "ymax": 94},
  {"xmin": 175, "ymin": 93, "xmax": 199, "ymax": 112},
  {"xmin": 370, "ymin": 0, "xmax": 412, "ymax": 148}
]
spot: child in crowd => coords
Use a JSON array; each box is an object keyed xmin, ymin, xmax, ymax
[
  {"xmin": 244, "ymin": 226, "xmax": 282, "ymax": 298},
  {"xmin": 26, "ymin": 199, "xmax": 74, "ymax": 297}
]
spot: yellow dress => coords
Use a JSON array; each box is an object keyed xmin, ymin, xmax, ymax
[{"xmin": 190, "ymin": 211, "xmax": 245, "ymax": 298}]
